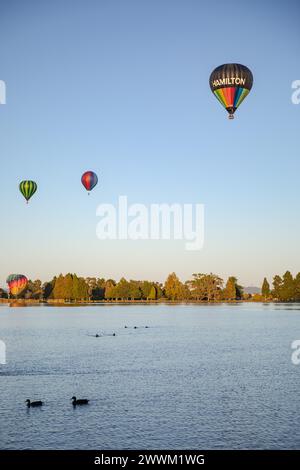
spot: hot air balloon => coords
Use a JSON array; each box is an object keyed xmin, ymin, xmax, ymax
[
  {"xmin": 19, "ymin": 180, "xmax": 37, "ymax": 203},
  {"xmin": 209, "ymin": 63, "xmax": 253, "ymax": 119},
  {"xmin": 81, "ymin": 171, "xmax": 98, "ymax": 194},
  {"xmin": 6, "ymin": 274, "xmax": 28, "ymax": 297}
]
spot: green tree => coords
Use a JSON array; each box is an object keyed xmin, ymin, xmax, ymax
[
  {"xmin": 64, "ymin": 273, "xmax": 73, "ymax": 300},
  {"xmin": 43, "ymin": 277, "xmax": 56, "ymax": 299},
  {"xmin": 115, "ymin": 277, "xmax": 130, "ymax": 300},
  {"xmin": 272, "ymin": 275, "xmax": 283, "ymax": 300},
  {"xmin": 86, "ymin": 277, "xmax": 97, "ymax": 298},
  {"xmin": 0, "ymin": 288, "xmax": 8, "ymax": 299},
  {"xmin": 261, "ymin": 277, "xmax": 270, "ymax": 299},
  {"xmin": 72, "ymin": 274, "xmax": 80, "ymax": 300},
  {"xmin": 129, "ymin": 281, "xmax": 142, "ymax": 300},
  {"xmin": 223, "ymin": 277, "xmax": 237, "ymax": 300},
  {"xmin": 294, "ymin": 273, "xmax": 300, "ymax": 301},
  {"xmin": 189, "ymin": 273, "xmax": 223, "ymax": 301},
  {"xmin": 140, "ymin": 281, "xmax": 153, "ymax": 299},
  {"xmin": 78, "ymin": 277, "xmax": 89, "ymax": 300},
  {"xmin": 280, "ymin": 271, "xmax": 295, "ymax": 301},
  {"xmin": 148, "ymin": 285, "xmax": 157, "ymax": 300},
  {"xmin": 104, "ymin": 279, "xmax": 116, "ymax": 299},
  {"xmin": 53, "ymin": 274, "xmax": 65, "ymax": 299},
  {"xmin": 154, "ymin": 283, "xmax": 164, "ymax": 299}
]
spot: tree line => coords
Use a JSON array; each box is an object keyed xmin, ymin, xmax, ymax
[
  {"xmin": 261, "ymin": 271, "xmax": 300, "ymax": 301},
  {"xmin": 1, "ymin": 270, "xmax": 300, "ymax": 302}
]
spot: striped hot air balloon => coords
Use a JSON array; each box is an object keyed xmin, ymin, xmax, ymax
[
  {"xmin": 81, "ymin": 171, "xmax": 98, "ymax": 194},
  {"xmin": 19, "ymin": 180, "xmax": 37, "ymax": 203},
  {"xmin": 6, "ymin": 274, "xmax": 28, "ymax": 297},
  {"xmin": 209, "ymin": 63, "xmax": 253, "ymax": 119}
]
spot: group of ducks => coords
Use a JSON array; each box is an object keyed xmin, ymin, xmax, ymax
[
  {"xmin": 25, "ymin": 397, "xmax": 89, "ymax": 408},
  {"xmin": 26, "ymin": 326, "xmax": 153, "ymax": 408},
  {"xmin": 94, "ymin": 326, "xmax": 150, "ymax": 337},
  {"xmin": 125, "ymin": 326, "xmax": 150, "ymax": 329}
]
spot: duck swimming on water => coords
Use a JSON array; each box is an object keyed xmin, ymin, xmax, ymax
[
  {"xmin": 25, "ymin": 399, "xmax": 43, "ymax": 407},
  {"xmin": 71, "ymin": 396, "xmax": 89, "ymax": 406}
]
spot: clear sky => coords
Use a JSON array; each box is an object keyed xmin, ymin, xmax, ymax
[{"xmin": 0, "ymin": 0, "xmax": 299, "ymax": 288}]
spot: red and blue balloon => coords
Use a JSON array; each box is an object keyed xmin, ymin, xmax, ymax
[{"xmin": 81, "ymin": 171, "xmax": 98, "ymax": 194}]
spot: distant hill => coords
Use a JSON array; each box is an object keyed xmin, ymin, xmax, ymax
[{"xmin": 243, "ymin": 286, "xmax": 261, "ymax": 294}]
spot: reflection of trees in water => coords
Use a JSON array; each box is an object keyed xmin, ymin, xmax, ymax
[{"xmin": 9, "ymin": 300, "xmax": 26, "ymax": 307}]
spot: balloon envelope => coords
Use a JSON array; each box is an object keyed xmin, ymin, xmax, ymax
[
  {"xmin": 81, "ymin": 171, "xmax": 98, "ymax": 192},
  {"xmin": 209, "ymin": 63, "xmax": 253, "ymax": 119},
  {"xmin": 19, "ymin": 180, "xmax": 37, "ymax": 202},
  {"xmin": 6, "ymin": 274, "xmax": 28, "ymax": 296}
]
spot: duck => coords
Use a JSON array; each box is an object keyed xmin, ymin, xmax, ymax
[
  {"xmin": 25, "ymin": 399, "xmax": 43, "ymax": 408},
  {"xmin": 71, "ymin": 396, "xmax": 89, "ymax": 406}
]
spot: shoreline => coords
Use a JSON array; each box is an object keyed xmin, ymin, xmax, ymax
[{"xmin": 0, "ymin": 298, "xmax": 286, "ymax": 306}]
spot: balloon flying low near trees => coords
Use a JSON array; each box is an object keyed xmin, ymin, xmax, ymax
[
  {"xmin": 19, "ymin": 180, "xmax": 37, "ymax": 203},
  {"xmin": 6, "ymin": 274, "xmax": 28, "ymax": 296},
  {"xmin": 209, "ymin": 63, "xmax": 253, "ymax": 119},
  {"xmin": 81, "ymin": 171, "xmax": 98, "ymax": 194}
]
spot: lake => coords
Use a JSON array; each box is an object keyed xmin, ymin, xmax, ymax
[{"xmin": 0, "ymin": 303, "xmax": 299, "ymax": 449}]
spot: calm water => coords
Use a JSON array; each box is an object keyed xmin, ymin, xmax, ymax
[{"xmin": 0, "ymin": 303, "xmax": 299, "ymax": 450}]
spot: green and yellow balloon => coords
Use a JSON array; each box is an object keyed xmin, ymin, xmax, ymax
[{"xmin": 19, "ymin": 180, "xmax": 37, "ymax": 203}]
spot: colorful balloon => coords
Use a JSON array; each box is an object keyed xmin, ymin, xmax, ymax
[
  {"xmin": 81, "ymin": 171, "xmax": 98, "ymax": 193},
  {"xmin": 209, "ymin": 63, "xmax": 253, "ymax": 119},
  {"xmin": 6, "ymin": 274, "xmax": 28, "ymax": 296},
  {"xmin": 19, "ymin": 180, "xmax": 37, "ymax": 203}
]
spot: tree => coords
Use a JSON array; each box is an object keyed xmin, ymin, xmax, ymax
[
  {"xmin": 235, "ymin": 282, "xmax": 244, "ymax": 300},
  {"xmin": 294, "ymin": 273, "xmax": 300, "ymax": 301},
  {"xmin": 188, "ymin": 273, "xmax": 207, "ymax": 300},
  {"xmin": 188, "ymin": 273, "xmax": 223, "ymax": 301},
  {"xmin": 261, "ymin": 277, "xmax": 270, "ymax": 299},
  {"xmin": 115, "ymin": 278, "xmax": 131, "ymax": 300},
  {"xmin": 272, "ymin": 275, "xmax": 283, "ymax": 300},
  {"xmin": 43, "ymin": 277, "xmax": 56, "ymax": 299},
  {"xmin": 281, "ymin": 271, "xmax": 295, "ymax": 301},
  {"xmin": 78, "ymin": 277, "xmax": 89, "ymax": 300},
  {"xmin": 86, "ymin": 277, "xmax": 97, "ymax": 298},
  {"xmin": 72, "ymin": 274, "xmax": 80, "ymax": 300},
  {"xmin": 154, "ymin": 283, "xmax": 164, "ymax": 299},
  {"xmin": 129, "ymin": 281, "xmax": 142, "ymax": 300},
  {"xmin": 148, "ymin": 285, "xmax": 157, "ymax": 300},
  {"xmin": 104, "ymin": 279, "xmax": 116, "ymax": 299},
  {"xmin": 164, "ymin": 272, "xmax": 189, "ymax": 300},
  {"xmin": 25, "ymin": 279, "xmax": 43, "ymax": 299},
  {"xmin": 53, "ymin": 274, "xmax": 65, "ymax": 299},
  {"xmin": 223, "ymin": 277, "xmax": 237, "ymax": 300},
  {"xmin": 140, "ymin": 281, "xmax": 153, "ymax": 299},
  {"xmin": 52, "ymin": 274, "xmax": 88, "ymax": 301},
  {"xmin": 64, "ymin": 273, "xmax": 73, "ymax": 300},
  {"xmin": 0, "ymin": 288, "xmax": 8, "ymax": 299}
]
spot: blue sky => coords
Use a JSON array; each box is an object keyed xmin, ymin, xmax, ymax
[{"xmin": 0, "ymin": 0, "xmax": 299, "ymax": 288}]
